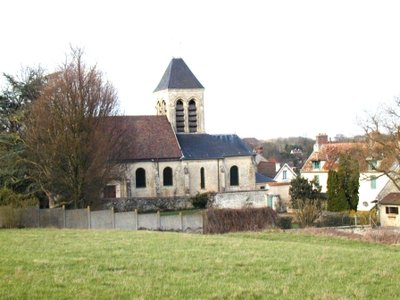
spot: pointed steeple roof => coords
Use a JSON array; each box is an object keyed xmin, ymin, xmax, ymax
[{"xmin": 154, "ymin": 58, "xmax": 204, "ymax": 92}]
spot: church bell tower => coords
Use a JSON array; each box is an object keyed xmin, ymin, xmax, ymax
[{"xmin": 154, "ymin": 58, "xmax": 205, "ymax": 134}]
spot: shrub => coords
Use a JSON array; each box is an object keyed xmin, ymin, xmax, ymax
[
  {"xmin": 277, "ymin": 216, "xmax": 292, "ymax": 229},
  {"xmin": 191, "ymin": 193, "xmax": 209, "ymax": 209},
  {"xmin": 294, "ymin": 199, "xmax": 322, "ymax": 227},
  {"xmin": 0, "ymin": 187, "xmax": 38, "ymax": 208},
  {"xmin": 349, "ymin": 209, "xmax": 378, "ymax": 226},
  {"xmin": 204, "ymin": 207, "xmax": 277, "ymax": 234},
  {"xmin": 315, "ymin": 211, "xmax": 352, "ymax": 227}
]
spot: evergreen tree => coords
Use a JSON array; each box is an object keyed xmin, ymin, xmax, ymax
[
  {"xmin": 0, "ymin": 68, "xmax": 47, "ymax": 205},
  {"xmin": 289, "ymin": 176, "xmax": 322, "ymax": 207},
  {"xmin": 338, "ymin": 154, "xmax": 360, "ymax": 211},
  {"xmin": 289, "ymin": 176, "xmax": 323, "ymax": 226},
  {"xmin": 327, "ymin": 170, "xmax": 349, "ymax": 211},
  {"xmin": 327, "ymin": 154, "xmax": 360, "ymax": 212}
]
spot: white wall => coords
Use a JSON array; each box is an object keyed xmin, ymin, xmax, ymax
[
  {"xmin": 358, "ymin": 172, "xmax": 388, "ymax": 211},
  {"xmin": 301, "ymin": 171, "xmax": 329, "ymax": 192},
  {"xmin": 274, "ymin": 165, "xmax": 296, "ymax": 183},
  {"xmin": 301, "ymin": 171, "xmax": 389, "ymax": 211},
  {"xmin": 379, "ymin": 205, "xmax": 400, "ymax": 227}
]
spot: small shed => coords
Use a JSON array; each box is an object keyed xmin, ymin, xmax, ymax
[{"xmin": 379, "ymin": 193, "xmax": 400, "ymax": 227}]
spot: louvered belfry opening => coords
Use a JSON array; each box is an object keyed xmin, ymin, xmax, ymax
[
  {"xmin": 188, "ymin": 99, "xmax": 197, "ymax": 133},
  {"xmin": 176, "ymin": 100, "xmax": 185, "ymax": 132}
]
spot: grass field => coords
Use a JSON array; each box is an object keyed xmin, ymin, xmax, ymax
[{"xmin": 0, "ymin": 229, "xmax": 399, "ymax": 299}]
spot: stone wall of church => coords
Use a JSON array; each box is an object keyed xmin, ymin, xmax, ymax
[
  {"xmin": 112, "ymin": 156, "xmax": 256, "ymax": 199},
  {"xmin": 222, "ymin": 156, "xmax": 256, "ymax": 192}
]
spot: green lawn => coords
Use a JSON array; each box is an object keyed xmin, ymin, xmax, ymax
[{"xmin": 0, "ymin": 229, "xmax": 399, "ymax": 299}]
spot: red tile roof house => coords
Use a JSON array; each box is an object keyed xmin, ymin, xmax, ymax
[{"xmin": 300, "ymin": 134, "xmax": 391, "ymax": 211}]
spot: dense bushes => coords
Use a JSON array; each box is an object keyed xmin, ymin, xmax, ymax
[
  {"xmin": 315, "ymin": 212, "xmax": 352, "ymax": 227},
  {"xmin": 203, "ymin": 207, "xmax": 277, "ymax": 234},
  {"xmin": 0, "ymin": 187, "xmax": 38, "ymax": 208},
  {"xmin": 276, "ymin": 216, "xmax": 292, "ymax": 229},
  {"xmin": 314, "ymin": 210, "xmax": 378, "ymax": 227},
  {"xmin": 191, "ymin": 193, "xmax": 210, "ymax": 209}
]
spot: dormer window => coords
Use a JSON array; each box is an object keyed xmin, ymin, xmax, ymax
[
  {"xmin": 368, "ymin": 159, "xmax": 378, "ymax": 171},
  {"xmin": 312, "ymin": 160, "xmax": 321, "ymax": 170}
]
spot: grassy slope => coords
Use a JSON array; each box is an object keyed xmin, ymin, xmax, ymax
[{"xmin": 0, "ymin": 229, "xmax": 399, "ymax": 299}]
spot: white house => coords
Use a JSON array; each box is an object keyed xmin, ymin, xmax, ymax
[
  {"xmin": 301, "ymin": 134, "xmax": 390, "ymax": 211},
  {"xmin": 274, "ymin": 163, "xmax": 297, "ymax": 183}
]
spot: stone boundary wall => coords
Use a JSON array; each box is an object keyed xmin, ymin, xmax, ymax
[
  {"xmin": 0, "ymin": 191, "xmax": 275, "ymax": 231},
  {"xmin": 0, "ymin": 206, "xmax": 203, "ymax": 233},
  {"xmin": 92, "ymin": 197, "xmax": 193, "ymax": 212},
  {"xmin": 94, "ymin": 191, "xmax": 273, "ymax": 212},
  {"xmin": 210, "ymin": 190, "xmax": 270, "ymax": 209}
]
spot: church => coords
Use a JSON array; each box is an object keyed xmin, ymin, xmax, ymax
[{"xmin": 103, "ymin": 58, "xmax": 257, "ymax": 201}]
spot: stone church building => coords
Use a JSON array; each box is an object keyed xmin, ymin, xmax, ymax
[{"xmin": 104, "ymin": 58, "xmax": 257, "ymax": 201}]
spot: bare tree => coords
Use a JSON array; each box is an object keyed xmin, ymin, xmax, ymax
[
  {"xmin": 363, "ymin": 98, "xmax": 400, "ymax": 191},
  {"xmin": 23, "ymin": 48, "xmax": 126, "ymax": 208}
]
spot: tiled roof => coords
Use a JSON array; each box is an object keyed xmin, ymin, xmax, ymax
[
  {"xmin": 110, "ymin": 116, "xmax": 182, "ymax": 161},
  {"xmin": 257, "ymin": 161, "xmax": 277, "ymax": 178},
  {"xmin": 154, "ymin": 58, "xmax": 204, "ymax": 92},
  {"xmin": 176, "ymin": 134, "xmax": 253, "ymax": 160},
  {"xmin": 301, "ymin": 143, "xmax": 369, "ymax": 172},
  {"xmin": 256, "ymin": 173, "xmax": 275, "ymax": 184},
  {"xmin": 380, "ymin": 193, "xmax": 400, "ymax": 205}
]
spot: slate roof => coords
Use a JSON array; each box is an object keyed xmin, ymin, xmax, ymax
[
  {"xmin": 176, "ymin": 134, "xmax": 253, "ymax": 160},
  {"xmin": 110, "ymin": 116, "xmax": 182, "ymax": 161},
  {"xmin": 256, "ymin": 173, "xmax": 275, "ymax": 184},
  {"xmin": 154, "ymin": 58, "xmax": 204, "ymax": 92},
  {"xmin": 380, "ymin": 193, "xmax": 400, "ymax": 205}
]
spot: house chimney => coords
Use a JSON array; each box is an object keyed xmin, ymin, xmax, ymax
[{"xmin": 314, "ymin": 133, "xmax": 328, "ymax": 151}]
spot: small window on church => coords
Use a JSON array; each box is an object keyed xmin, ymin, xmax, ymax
[
  {"xmin": 188, "ymin": 99, "xmax": 197, "ymax": 133},
  {"xmin": 136, "ymin": 168, "xmax": 146, "ymax": 188},
  {"xmin": 176, "ymin": 100, "xmax": 184, "ymax": 132},
  {"xmin": 163, "ymin": 167, "xmax": 173, "ymax": 186},
  {"xmin": 230, "ymin": 166, "xmax": 239, "ymax": 186},
  {"xmin": 200, "ymin": 167, "xmax": 205, "ymax": 189}
]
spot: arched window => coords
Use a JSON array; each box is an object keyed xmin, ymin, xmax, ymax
[
  {"xmin": 175, "ymin": 100, "xmax": 184, "ymax": 132},
  {"xmin": 188, "ymin": 99, "xmax": 197, "ymax": 133},
  {"xmin": 156, "ymin": 101, "xmax": 161, "ymax": 115},
  {"xmin": 200, "ymin": 167, "xmax": 205, "ymax": 189},
  {"xmin": 163, "ymin": 167, "xmax": 173, "ymax": 186},
  {"xmin": 230, "ymin": 166, "xmax": 239, "ymax": 186},
  {"xmin": 135, "ymin": 168, "xmax": 146, "ymax": 188}
]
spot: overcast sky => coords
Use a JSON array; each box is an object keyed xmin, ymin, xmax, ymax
[{"xmin": 2, "ymin": 0, "xmax": 400, "ymax": 140}]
